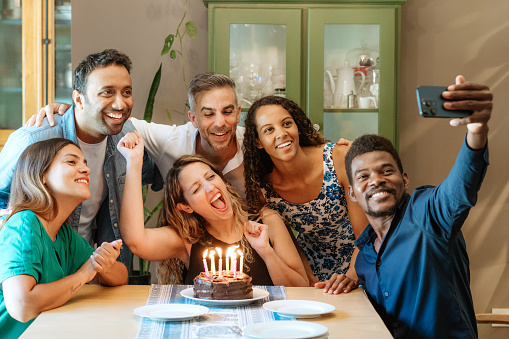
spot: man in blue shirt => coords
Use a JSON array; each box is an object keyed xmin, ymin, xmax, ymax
[
  {"xmin": 344, "ymin": 75, "xmax": 493, "ymax": 339},
  {"xmin": 0, "ymin": 49, "xmax": 163, "ymax": 274}
]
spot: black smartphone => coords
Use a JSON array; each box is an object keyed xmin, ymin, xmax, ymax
[{"xmin": 416, "ymin": 86, "xmax": 472, "ymax": 118}]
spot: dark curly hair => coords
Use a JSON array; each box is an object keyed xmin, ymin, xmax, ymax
[
  {"xmin": 344, "ymin": 134, "xmax": 403, "ymax": 185},
  {"xmin": 73, "ymin": 49, "xmax": 132, "ymax": 96},
  {"xmin": 243, "ymin": 96, "xmax": 326, "ymax": 212}
]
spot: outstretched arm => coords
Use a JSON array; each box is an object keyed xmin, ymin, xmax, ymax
[
  {"xmin": 117, "ymin": 132, "xmax": 187, "ymax": 262},
  {"xmin": 244, "ymin": 210, "xmax": 309, "ymax": 287}
]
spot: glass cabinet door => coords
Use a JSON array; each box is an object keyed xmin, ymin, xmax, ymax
[
  {"xmin": 54, "ymin": 0, "xmax": 72, "ymax": 104},
  {"xmin": 208, "ymin": 7, "xmax": 302, "ymax": 121},
  {"xmin": 0, "ymin": 0, "xmax": 71, "ymax": 149},
  {"xmin": 0, "ymin": 0, "xmax": 22, "ymax": 130},
  {"xmin": 307, "ymin": 7, "xmax": 398, "ymax": 145}
]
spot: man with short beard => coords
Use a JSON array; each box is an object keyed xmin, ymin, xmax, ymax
[
  {"xmin": 0, "ymin": 49, "xmax": 163, "ymax": 275},
  {"xmin": 344, "ymin": 76, "xmax": 492, "ymax": 339}
]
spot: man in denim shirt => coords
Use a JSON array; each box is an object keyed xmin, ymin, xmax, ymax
[
  {"xmin": 344, "ymin": 76, "xmax": 492, "ymax": 339},
  {"xmin": 0, "ymin": 49, "xmax": 163, "ymax": 275}
]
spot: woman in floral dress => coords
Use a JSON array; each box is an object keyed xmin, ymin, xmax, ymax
[{"xmin": 243, "ymin": 96, "xmax": 368, "ymax": 293}]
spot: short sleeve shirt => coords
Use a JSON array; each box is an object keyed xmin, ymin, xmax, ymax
[{"xmin": 0, "ymin": 210, "xmax": 94, "ymax": 338}]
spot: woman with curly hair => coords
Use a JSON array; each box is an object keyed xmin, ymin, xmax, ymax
[
  {"xmin": 117, "ymin": 132, "xmax": 308, "ymax": 287},
  {"xmin": 243, "ymin": 96, "xmax": 368, "ymax": 293}
]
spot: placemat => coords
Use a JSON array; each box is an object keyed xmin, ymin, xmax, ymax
[{"xmin": 135, "ymin": 284, "xmax": 288, "ymax": 339}]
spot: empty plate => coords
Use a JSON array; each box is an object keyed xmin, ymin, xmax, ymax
[
  {"xmin": 134, "ymin": 303, "xmax": 209, "ymax": 321},
  {"xmin": 263, "ymin": 300, "xmax": 335, "ymax": 318},
  {"xmin": 243, "ymin": 320, "xmax": 328, "ymax": 339}
]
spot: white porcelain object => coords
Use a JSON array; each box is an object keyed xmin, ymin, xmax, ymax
[
  {"xmin": 243, "ymin": 320, "xmax": 328, "ymax": 339},
  {"xmin": 134, "ymin": 303, "xmax": 209, "ymax": 321},
  {"xmin": 180, "ymin": 287, "xmax": 269, "ymax": 306},
  {"xmin": 263, "ymin": 300, "xmax": 335, "ymax": 318}
]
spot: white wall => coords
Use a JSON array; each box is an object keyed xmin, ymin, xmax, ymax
[{"xmin": 73, "ymin": 1, "xmax": 509, "ymax": 338}]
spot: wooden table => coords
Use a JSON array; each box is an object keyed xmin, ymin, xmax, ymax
[{"xmin": 21, "ymin": 285, "xmax": 392, "ymax": 338}]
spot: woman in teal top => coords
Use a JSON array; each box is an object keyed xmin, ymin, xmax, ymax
[{"xmin": 0, "ymin": 138, "xmax": 127, "ymax": 338}]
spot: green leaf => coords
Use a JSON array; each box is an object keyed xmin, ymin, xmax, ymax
[
  {"xmin": 161, "ymin": 34, "xmax": 175, "ymax": 56},
  {"xmin": 170, "ymin": 50, "xmax": 176, "ymax": 59},
  {"xmin": 185, "ymin": 21, "xmax": 197, "ymax": 39},
  {"xmin": 143, "ymin": 64, "xmax": 162, "ymax": 123},
  {"xmin": 144, "ymin": 200, "xmax": 164, "ymax": 225}
]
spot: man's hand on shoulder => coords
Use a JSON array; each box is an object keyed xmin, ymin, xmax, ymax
[{"xmin": 25, "ymin": 103, "xmax": 71, "ymax": 127}]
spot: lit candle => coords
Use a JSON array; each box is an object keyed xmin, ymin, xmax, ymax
[
  {"xmin": 209, "ymin": 250, "xmax": 216, "ymax": 276},
  {"xmin": 203, "ymin": 249, "xmax": 209, "ymax": 277},
  {"xmin": 225, "ymin": 246, "xmax": 233, "ymax": 274},
  {"xmin": 232, "ymin": 251, "xmax": 237, "ymax": 279},
  {"xmin": 216, "ymin": 247, "xmax": 222, "ymax": 278},
  {"xmin": 237, "ymin": 249, "xmax": 244, "ymax": 276}
]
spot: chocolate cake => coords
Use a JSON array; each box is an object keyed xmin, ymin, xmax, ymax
[{"xmin": 193, "ymin": 271, "xmax": 253, "ymax": 300}]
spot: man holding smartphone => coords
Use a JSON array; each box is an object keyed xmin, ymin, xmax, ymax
[{"xmin": 344, "ymin": 75, "xmax": 492, "ymax": 339}]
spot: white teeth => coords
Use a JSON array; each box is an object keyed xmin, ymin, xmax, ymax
[
  {"xmin": 372, "ymin": 192, "xmax": 386, "ymax": 198},
  {"xmin": 213, "ymin": 132, "xmax": 226, "ymax": 136},
  {"xmin": 276, "ymin": 141, "xmax": 292, "ymax": 149},
  {"xmin": 75, "ymin": 179, "xmax": 88, "ymax": 184},
  {"xmin": 210, "ymin": 193, "xmax": 221, "ymax": 203},
  {"xmin": 107, "ymin": 112, "xmax": 122, "ymax": 119}
]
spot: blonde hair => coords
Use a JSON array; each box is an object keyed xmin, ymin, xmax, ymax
[
  {"xmin": 157, "ymin": 154, "xmax": 257, "ymax": 284},
  {"xmin": 4, "ymin": 138, "xmax": 77, "ymax": 226}
]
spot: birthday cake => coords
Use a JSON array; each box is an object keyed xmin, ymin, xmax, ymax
[{"xmin": 193, "ymin": 271, "xmax": 253, "ymax": 300}]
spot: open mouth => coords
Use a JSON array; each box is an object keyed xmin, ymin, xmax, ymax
[
  {"xmin": 210, "ymin": 192, "xmax": 227, "ymax": 211},
  {"xmin": 276, "ymin": 141, "xmax": 292, "ymax": 149},
  {"xmin": 106, "ymin": 112, "xmax": 124, "ymax": 120},
  {"xmin": 75, "ymin": 178, "xmax": 89, "ymax": 185}
]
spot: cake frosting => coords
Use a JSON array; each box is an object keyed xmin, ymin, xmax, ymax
[{"xmin": 193, "ymin": 271, "xmax": 253, "ymax": 300}]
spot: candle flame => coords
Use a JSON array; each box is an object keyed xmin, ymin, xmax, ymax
[
  {"xmin": 209, "ymin": 250, "xmax": 215, "ymax": 259},
  {"xmin": 215, "ymin": 247, "xmax": 222, "ymax": 258},
  {"xmin": 203, "ymin": 249, "xmax": 209, "ymax": 259},
  {"xmin": 237, "ymin": 249, "xmax": 243, "ymax": 256}
]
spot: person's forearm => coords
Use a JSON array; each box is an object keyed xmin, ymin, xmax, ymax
[
  {"xmin": 119, "ymin": 159, "xmax": 146, "ymax": 253},
  {"xmin": 257, "ymin": 247, "xmax": 309, "ymax": 287},
  {"xmin": 466, "ymin": 125, "xmax": 489, "ymax": 150},
  {"xmin": 97, "ymin": 261, "xmax": 128, "ymax": 286},
  {"xmin": 7, "ymin": 265, "xmax": 94, "ymax": 322}
]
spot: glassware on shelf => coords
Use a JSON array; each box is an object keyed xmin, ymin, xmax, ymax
[
  {"xmin": 345, "ymin": 39, "xmax": 379, "ymax": 69},
  {"xmin": 366, "ymin": 57, "xmax": 380, "ymax": 107}
]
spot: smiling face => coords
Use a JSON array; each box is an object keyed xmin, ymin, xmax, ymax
[
  {"xmin": 176, "ymin": 161, "xmax": 233, "ymax": 222},
  {"xmin": 73, "ymin": 64, "xmax": 133, "ymax": 143},
  {"xmin": 43, "ymin": 144, "xmax": 91, "ymax": 203},
  {"xmin": 348, "ymin": 150, "xmax": 409, "ymax": 219},
  {"xmin": 254, "ymin": 104, "xmax": 300, "ymax": 161},
  {"xmin": 188, "ymin": 87, "xmax": 241, "ymax": 152}
]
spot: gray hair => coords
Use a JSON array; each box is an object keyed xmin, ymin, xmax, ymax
[{"xmin": 188, "ymin": 72, "xmax": 239, "ymax": 112}]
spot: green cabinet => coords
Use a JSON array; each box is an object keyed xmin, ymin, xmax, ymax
[{"xmin": 203, "ymin": 0, "xmax": 406, "ymax": 146}]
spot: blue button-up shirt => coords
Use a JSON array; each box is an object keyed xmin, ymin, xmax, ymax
[
  {"xmin": 355, "ymin": 138, "xmax": 488, "ymax": 339},
  {"xmin": 0, "ymin": 107, "xmax": 163, "ymax": 269}
]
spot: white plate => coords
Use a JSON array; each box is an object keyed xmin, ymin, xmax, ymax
[
  {"xmin": 244, "ymin": 321, "xmax": 329, "ymax": 339},
  {"xmin": 134, "ymin": 303, "xmax": 209, "ymax": 321},
  {"xmin": 263, "ymin": 300, "xmax": 335, "ymax": 318},
  {"xmin": 180, "ymin": 287, "xmax": 269, "ymax": 306}
]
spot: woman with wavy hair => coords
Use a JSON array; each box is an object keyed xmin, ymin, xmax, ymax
[
  {"xmin": 117, "ymin": 131, "xmax": 308, "ymax": 287},
  {"xmin": 243, "ymin": 96, "xmax": 368, "ymax": 294},
  {"xmin": 0, "ymin": 138, "xmax": 126, "ymax": 338}
]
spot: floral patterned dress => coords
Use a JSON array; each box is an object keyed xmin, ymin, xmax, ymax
[{"xmin": 262, "ymin": 142, "xmax": 355, "ymax": 281}]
